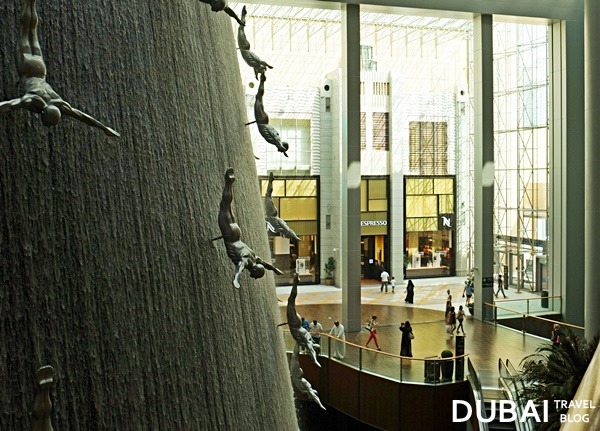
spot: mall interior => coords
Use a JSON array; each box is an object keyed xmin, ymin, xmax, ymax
[
  {"xmin": 233, "ymin": 0, "xmax": 599, "ymax": 334},
  {"xmin": 2, "ymin": 0, "xmax": 598, "ymax": 429},
  {"xmin": 236, "ymin": 0, "xmax": 599, "ymax": 428}
]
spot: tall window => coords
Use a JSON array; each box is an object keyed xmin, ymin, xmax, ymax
[
  {"xmin": 360, "ymin": 112, "xmax": 367, "ymax": 150},
  {"xmin": 372, "ymin": 112, "xmax": 389, "ymax": 150},
  {"xmin": 493, "ymin": 23, "xmax": 549, "ymax": 289},
  {"xmin": 409, "ymin": 121, "xmax": 448, "ymax": 175},
  {"xmin": 266, "ymin": 119, "xmax": 311, "ymax": 173}
]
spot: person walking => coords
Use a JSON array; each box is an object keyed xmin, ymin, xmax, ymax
[
  {"xmin": 456, "ymin": 305, "xmax": 466, "ymax": 335},
  {"xmin": 463, "ymin": 280, "xmax": 474, "ymax": 305},
  {"xmin": 380, "ymin": 269, "xmax": 390, "ymax": 293},
  {"xmin": 365, "ymin": 316, "xmax": 382, "ymax": 351},
  {"xmin": 391, "ymin": 277, "xmax": 396, "ymax": 294},
  {"xmin": 329, "ymin": 320, "xmax": 346, "ymax": 359},
  {"xmin": 445, "ymin": 290, "xmax": 453, "ymax": 317},
  {"xmin": 405, "ymin": 279, "xmax": 415, "ymax": 303},
  {"xmin": 447, "ymin": 306, "xmax": 457, "ymax": 335},
  {"xmin": 399, "ymin": 321, "xmax": 414, "ymax": 357},
  {"xmin": 495, "ymin": 274, "xmax": 507, "ymax": 298}
]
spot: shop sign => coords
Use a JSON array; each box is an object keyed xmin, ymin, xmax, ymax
[
  {"xmin": 361, "ymin": 220, "xmax": 388, "ymax": 227},
  {"xmin": 438, "ymin": 213, "xmax": 454, "ymax": 230}
]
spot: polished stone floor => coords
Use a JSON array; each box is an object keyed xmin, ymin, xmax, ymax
[{"xmin": 277, "ymin": 277, "xmax": 548, "ymax": 387}]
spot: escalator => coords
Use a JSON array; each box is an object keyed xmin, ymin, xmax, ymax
[{"xmin": 466, "ymin": 358, "xmax": 534, "ymax": 431}]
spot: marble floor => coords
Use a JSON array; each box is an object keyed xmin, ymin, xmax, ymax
[{"xmin": 277, "ymin": 277, "xmax": 548, "ymax": 388}]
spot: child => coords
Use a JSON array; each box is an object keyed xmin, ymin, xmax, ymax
[{"xmin": 391, "ymin": 277, "xmax": 396, "ymax": 294}]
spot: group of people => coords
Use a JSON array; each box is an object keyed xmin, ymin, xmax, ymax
[
  {"xmin": 380, "ymin": 269, "xmax": 415, "ymax": 303},
  {"xmin": 445, "ymin": 290, "xmax": 466, "ymax": 336},
  {"xmin": 364, "ymin": 315, "xmax": 414, "ymax": 357},
  {"xmin": 297, "ymin": 316, "xmax": 348, "ymax": 359}
]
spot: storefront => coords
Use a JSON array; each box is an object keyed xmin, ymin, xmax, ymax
[
  {"xmin": 260, "ymin": 176, "xmax": 319, "ymax": 285},
  {"xmin": 361, "ymin": 177, "xmax": 389, "ymax": 279},
  {"xmin": 404, "ymin": 176, "xmax": 455, "ymax": 278}
]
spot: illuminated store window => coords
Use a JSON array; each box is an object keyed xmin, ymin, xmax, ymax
[
  {"xmin": 260, "ymin": 176, "xmax": 319, "ymax": 286},
  {"xmin": 360, "ymin": 177, "xmax": 390, "ymax": 279},
  {"xmin": 405, "ymin": 176, "xmax": 455, "ymax": 278}
]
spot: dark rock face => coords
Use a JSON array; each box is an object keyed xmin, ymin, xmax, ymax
[{"xmin": 0, "ymin": 1, "xmax": 297, "ymax": 429}]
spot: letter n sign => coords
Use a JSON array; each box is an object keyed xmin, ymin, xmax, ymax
[{"xmin": 438, "ymin": 213, "xmax": 454, "ymax": 230}]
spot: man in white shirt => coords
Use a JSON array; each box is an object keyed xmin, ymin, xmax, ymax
[
  {"xmin": 380, "ymin": 269, "xmax": 390, "ymax": 293},
  {"xmin": 309, "ymin": 320, "xmax": 323, "ymax": 347}
]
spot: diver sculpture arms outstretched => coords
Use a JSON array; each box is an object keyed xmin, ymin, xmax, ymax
[
  {"xmin": 212, "ymin": 168, "xmax": 283, "ymax": 288},
  {"xmin": 1, "ymin": 0, "xmax": 119, "ymax": 136},
  {"xmin": 237, "ymin": 6, "xmax": 273, "ymax": 79},
  {"xmin": 290, "ymin": 343, "xmax": 325, "ymax": 409},
  {"xmin": 265, "ymin": 172, "xmax": 301, "ymax": 241}
]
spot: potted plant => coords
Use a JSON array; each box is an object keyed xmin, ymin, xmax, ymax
[
  {"xmin": 440, "ymin": 349, "xmax": 454, "ymax": 380},
  {"xmin": 324, "ymin": 256, "xmax": 336, "ymax": 285},
  {"xmin": 403, "ymin": 252, "xmax": 410, "ymax": 277}
]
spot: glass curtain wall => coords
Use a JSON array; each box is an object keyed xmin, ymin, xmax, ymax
[{"xmin": 492, "ymin": 22, "xmax": 549, "ymax": 292}]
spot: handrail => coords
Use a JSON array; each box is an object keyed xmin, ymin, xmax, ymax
[
  {"xmin": 497, "ymin": 360, "xmax": 528, "ymax": 431},
  {"xmin": 484, "ymin": 301, "xmax": 585, "ymax": 331},
  {"xmin": 288, "ymin": 330, "xmax": 468, "ymax": 363},
  {"xmin": 467, "ymin": 358, "xmax": 489, "ymax": 431},
  {"xmin": 281, "ymin": 329, "xmax": 469, "ymax": 385},
  {"xmin": 494, "ymin": 294, "xmax": 561, "ymax": 303}
]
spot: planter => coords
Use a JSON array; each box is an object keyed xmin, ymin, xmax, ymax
[
  {"xmin": 324, "ymin": 278, "xmax": 333, "ymax": 286},
  {"xmin": 441, "ymin": 360, "xmax": 454, "ymax": 380},
  {"xmin": 424, "ymin": 357, "xmax": 440, "ymax": 383},
  {"xmin": 441, "ymin": 350, "xmax": 454, "ymax": 380}
]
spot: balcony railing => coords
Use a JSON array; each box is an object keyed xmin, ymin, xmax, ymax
[
  {"xmin": 282, "ymin": 330, "xmax": 468, "ymax": 384},
  {"xmin": 492, "ymin": 295, "xmax": 562, "ymax": 319},
  {"xmin": 484, "ymin": 296, "xmax": 585, "ymax": 338}
]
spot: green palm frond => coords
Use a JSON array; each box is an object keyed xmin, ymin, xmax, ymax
[{"xmin": 518, "ymin": 329, "xmax": 599, "ymax": 431}]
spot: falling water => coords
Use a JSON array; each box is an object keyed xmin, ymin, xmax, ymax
[{"xmin": 0, "ymin": 1, "xmax": 297, "ymax": 429}]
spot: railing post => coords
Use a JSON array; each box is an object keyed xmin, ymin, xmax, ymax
[
  {"xmin": 359, "ymin": 347, "xmax": 362, "ymax": 370},
  {"xmin": 400, "ymin": 357, "xmax": 403, "ymax": 382},
  {"xmin": 493, "ymin": 302, "xmax": 497, "ymax": 325},
  {"xmin": 522, "ymin": 314, "xmax": 526, "ymax": 334},
  {"xmin": 526, "ymin": 298, "xmax": 530, "ymax": 315}
]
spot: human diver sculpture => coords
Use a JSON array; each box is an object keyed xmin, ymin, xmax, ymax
[
  {"xmin": 245, "ymin": 73, "xmax": 289, "ymax": 157},
  {"xmin": 211, "ymin": 168, "xmax": 283, "ymax": 288},
  {"xmin": 31, "ymin": 365, "xmax": 55, "ymax": 431},
  {"xmin": 264, "ymin": 172, "xmax": 301, "ymax": 241},
  {"xmin": 237, "ymin": 6, "xmax": 273, "ymax": 79},
  {"xmin": 290, "ymin": 343, "xmax": 326, "ymax": 410},
  {"xmin": 199, "ymin": 0, "xmax": 244, "ymax": 27},
  {"xmin": 284, "ymin": 274, "xmax": 320, "ymax": 367},
  {"xmin": 0, "ymin": 0, "xmax": 119, "ymax": 137}
]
